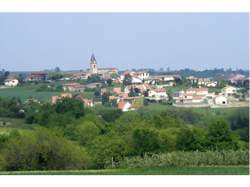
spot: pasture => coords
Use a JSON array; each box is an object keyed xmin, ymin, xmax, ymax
[
  {"xmin": 0, "ymin": 166, "xmax": 248, "ymax": 175},
  {"xmin": 0, "ymin": 85, "xmax": 60, "ymax": 102}
]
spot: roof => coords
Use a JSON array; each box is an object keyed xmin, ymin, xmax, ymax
[
  {"xmin": 98, "ymin": 68, "xmax": 117, "ymax": 70},
  {"xmin": 63, "ymin": 83, "xmax": 84, "ymax": 88},
  {"xmin": 187, "ymin": 88, "xmax": 208, "ymax": 92},
  {"xmin": 222, "ymin": 85, "xmax": 237, "ymax": 90},
  {"xmin": 90, "ymin": 53, "xmax": 96, "ymax": 63},
  {"xmin": 228, "ymin": 74, "xmax": 247, "ymax": 81},
  {"xmin": 152, "ymin": 88, "xmax": 166, "ymax": 93},
  {"xmin": 192, "ymin": 95, "xmax": 204, "ymax": 100},
  {"xmin": 118, "ymin": 100, "xmax": 130, "ymax": 110}
]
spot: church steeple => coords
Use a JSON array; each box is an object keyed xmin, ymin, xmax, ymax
[
  {"xmin": 90, "ymin": 53, "xmax": 96, "ymax": 64},
  {"xmin": 89, "ymin": 53, "xmax": 98, "ymax": 74}
]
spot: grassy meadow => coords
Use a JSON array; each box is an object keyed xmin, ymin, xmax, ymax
[
  {"xmin": 0, "ymin": 166, "xmax": 248, "ymax": 175},
  {"xmin": 0, "ymin": 85, "xmax": 60, "ymax": 102}
]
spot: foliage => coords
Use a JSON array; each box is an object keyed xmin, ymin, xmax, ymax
[
  {"xmin": 88, "ymin": 135, "xmax": 128, "ymax": 168},
  {"xmin": 73, "ymin": 121, "xmax": 101, "ymax": 146},
  {"xmin": 115, "ymin": 150, "xmax": 249, "ymax": 169},
  {"xmin": 176, "ymin": 128, "xmax": 207, "ymax": 151},
  {"xmin": 132, "ymin": 128, "xmax": 160, "ymax": 155},
  {"xmin": 2, "ymin": 127, "xmax": 91, "ymax": 171},
  {"xmin": 87, "ymin": 75, "xmax": 101, "ymax": 83},
  {"xmin": 122, "ymin": 74, "xmax": 132, "ymax": 85},
  {"xmin": 207, "ymin": 119, "xmax": 240, "ymax": 150},
  {"xmin": 0, "ymin": 69, "xmax": 9, "ymax": 85},
  {"xmin": 0, "ymin": 97, "xmax": 24, "ymax": 118}
]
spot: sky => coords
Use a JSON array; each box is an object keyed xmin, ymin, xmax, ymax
[{"xmin": 0, "ymin": 13, "xmax": 248, "ymax": 71}]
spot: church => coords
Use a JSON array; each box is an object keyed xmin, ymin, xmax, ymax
[{"xmin": 88, "ymin": 53, "xmax": 118, "ymax": 79}]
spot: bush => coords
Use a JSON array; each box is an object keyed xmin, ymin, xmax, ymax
[
  {"xmin": 3, "ymin": 127, "xmax": 91, "ymax": 171},
  {"xmin": 115, "ymin": 150, "xmax": 249, "ymax": 169},
  {"xmin": 133, "ymin": 128, "xmax": 160, "ymax": 155},
  {"xmin": 88, "ymin": 136, "xmax": 128, "ymax": 169}
]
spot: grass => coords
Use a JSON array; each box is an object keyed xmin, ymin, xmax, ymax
[
  {"xmin": 0, "ymin": 85, "xmax": 60, "ymax": 102},
  {"xmin": 0, "ymin": 166, "xmax": 248, "ymax": 175}
]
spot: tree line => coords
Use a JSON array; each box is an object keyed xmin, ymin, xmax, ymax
[{"xmin": 0, "ymin": 96, "xmax": 249, "ymax": 171}]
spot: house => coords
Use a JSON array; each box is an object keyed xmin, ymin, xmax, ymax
[
  {"xmin": 197, "ymin": 78, "xmax": 217, "ymax": 87},
  {"xmin": 214, "ymin": 95, "xmax": 228, "ymax": 105},
  {"xmin": 118, "ymin": 100, "xmax": 134, "ymax": 112},
  {"xmin": 4, "ymin": 78, "xmax": 19, "ymax": 87},
  {"xmin": 145, "ymin": 75, "xmax": 181, "ymax": 85},
  {"xmin": 227, "ymin": 74, "xmax": 248, "ymax": 84},
  {"xmin": 131, "ymin": 76, "xmax": 143, "ymax": 84},
  {"xmin": 175, "ymin": 93, "xmax": 205, "ymax": 104},
  {"xmin": 113, "ymin": 87, "xmax": 122, "ymax": 95},
  {"xmin": 187, "ymin": 77, "xmax": 217, "ymax": 88},
  {"xmin": 148, "ymin": 88, "xmax": 168, "ymax": 101},
  {"xmin": 186, "ymin": 76, "xmax": 198, "ymax": 84},
  {"xmin": 133, "ymin": 71, "xmax": 149, "ymax": 80},
  {"xmin": 71, "ymin": 72, "xmax": 89, "ymax": 80},
  {"xmin": 27, "ymin": 72, "xmax": 47, "ymax": 81},
  {"xmin": 222, "ymin": 86, "xmax": 237, "ymax": 97},
  {"xmin": 173, "ymin": 88, "xmax": 208, "ymax": 104},
  {"xmin": 124, "ymin": 84, "xmax": 150, "ymax": 95},
  {"xmin": 63, "ymin": 83, "xmax": 85, "ymax": 92},
  {"xmin": 83, "ymin": 99, "xmax": 94, "ymax": 107},
  {"xmin": 186, "ymin": 88, "xmax": 208, "ymax": 96},
  {"xmin": 51, "ymin": 93, "xmax": 73, "ymax": 104},
  {"xmin": 206, "ymin": 82, "xmax": 217, "ymax": 87}
]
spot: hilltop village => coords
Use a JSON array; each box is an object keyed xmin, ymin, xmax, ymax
[{"xmin": 0, "ymin": 54, "xmax": 249, "ymax": 111}]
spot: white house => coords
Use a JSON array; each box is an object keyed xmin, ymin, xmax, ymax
[
  {"xmin": 4, "ymin": 79, "xmax": 19, "ymax": 87},
  {"xmin": 222, "ymin": 86, "xmax": 237, "ymax": 97},
  {"xmin": 131, "ymin": 76, "xmax": 143, "ymax": 84},
  {"xmin": 118, "ymin": 100, "xmax": 134, "ymax": 112},
  {"xmin": 148, "ymin": 88, "xmax": 168, "ymax": 100},
  {"xmin": 134, "ymin": 71, "xmax": 149, "ymax": 80},
  {"xmin": 186, "ymin": 88, "xmax": 208, "ymax": 96},
  {"xmin": 63, "ymin": 83, "xmax": 85, "ymax": 92},
  {"xmin": 214, "ymin": 95, "xmax": 228, "ymax": 105},
  {"xmin": 206, "ymin": 82, "xmax": 217, "ymax": 87}
]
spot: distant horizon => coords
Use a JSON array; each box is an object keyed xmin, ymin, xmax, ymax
[
  {"xmin": 0, "ymin": 13, "xmax": 249, "ymax": 71},
  {"xmin": 4, "ymin": 66, "xmax": 250, "ymax": 73}
]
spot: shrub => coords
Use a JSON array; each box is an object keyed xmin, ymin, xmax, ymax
[
  {"xmin": 3, "ymin": 127, "xmax": 91, "ymax": 171},
  {"xmin": 115, "ymin": 150, "xmax": 249, "ymax": 169}
]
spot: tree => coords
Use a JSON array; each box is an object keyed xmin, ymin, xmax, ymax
[
  {"xmin": 101, "ymin": 92, "xmax": 110, "ymax": 105},
  {"xmin": 132, "ymin": 128, "xmax": 160, "ymax": 156},
  {"xmin": 3, "ymin": 127, "xmax": 91, "ymax": 171},
  {"xmin": 158, "ymin": 129, "xmax": 178, "ymax": 152},
  {"xmin": 87, "ymin": 75, "xmax": 101, "ymax": 83},
  {"xmin": 88, "ymin": 136, "xmax": 128, "ymax": 168},
  {"xmin": 54, "ymin": 97, "xmax": 84, "ymax": 118},
  {"xmin": 17, "ymin": 73, "xmax": 25, "ymax": 84},
  {"xmin": 74, "ymin": 121, "xmax": 100, "ymax": 146},
  {"xmin": 96, "ymin": 107, "xmax": 122, "ymax": 122},
  {"xmin": 54, "ymin": 67, "xmax": 61, "ymax": 72},
  {"xmin": 207, "ymin": 119, "xmax": 240, "ymax": 150},
  {"xmin": 176, "ymin": 128, "xmax": 207, "ymax": 151},
  {"xmin": 123, "ymin": 74, "xmax": 132, "ymax": 85},
  {"xmin": 106, "ymin": 79, "xmax": 112, "ymax": 86}
]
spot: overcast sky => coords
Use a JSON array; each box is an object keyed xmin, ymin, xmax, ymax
[{"xmin": 0, "ymin": 13, "xmax": 248, "ymax": 71}]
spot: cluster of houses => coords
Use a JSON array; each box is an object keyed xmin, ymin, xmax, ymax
[
  {"xmin": 51, "ymin": 92, "xmax": 94, "ymax": 107},
  {"xmin": 1, "ymin": 54, "xmax": 249, "ymax": 111},
  {"xmin": 172, "ymin": 85, "xmax": 245, "ymax": 107},
  {"xmin": 186, "ymin": 76, "xmax": 218, "ymax": 87}
]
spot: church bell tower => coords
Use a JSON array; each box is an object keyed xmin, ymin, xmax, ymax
[{"xmin": 90, "ymin": 53, "xmax": 98, "ymax": 74}]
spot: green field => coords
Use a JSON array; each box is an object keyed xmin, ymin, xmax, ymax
[
  {"xmin": 0, "ymin": 166, "xmax": 248, "ymax": 175},
  {"xmin": 0, "ymin": 86, "xmax": 60, "ymax": 102}
]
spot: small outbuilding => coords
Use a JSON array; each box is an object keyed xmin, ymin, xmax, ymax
[{"xmin": 214, "ymin": 95, "xmax": 228, "ymax": 105}]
